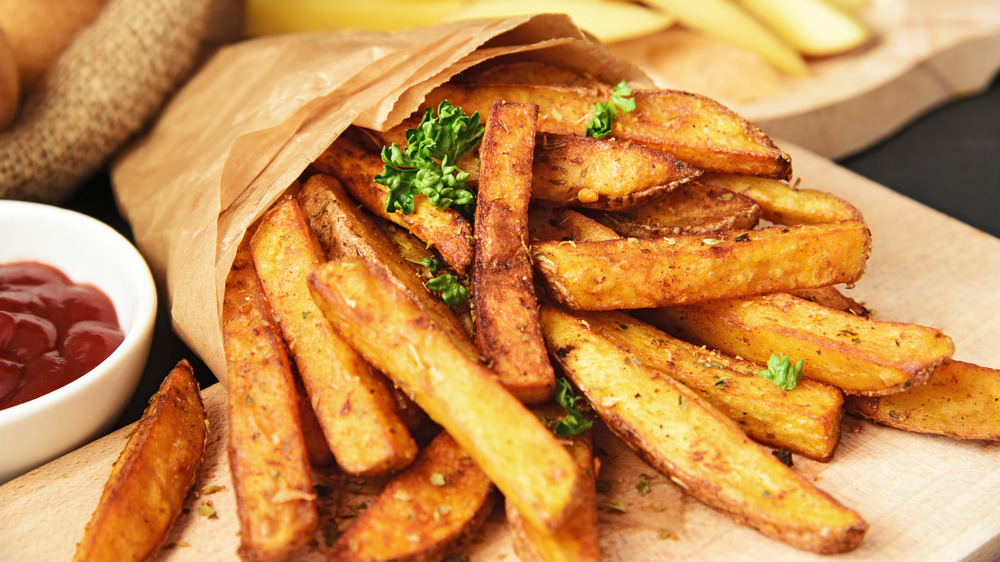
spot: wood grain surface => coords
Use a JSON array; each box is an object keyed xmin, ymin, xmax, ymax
[{"xmin": 1, "ymin": 143, "xmax": 998, "ymax": 561}]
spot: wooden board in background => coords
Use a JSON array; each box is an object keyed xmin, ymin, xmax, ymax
[{"xmin": 1, "ymin": 142, "xmax": 999, "ymax": 560}]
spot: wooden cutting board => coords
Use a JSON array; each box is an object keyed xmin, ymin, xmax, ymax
[
  {"xmin": 611, "ymin": 0, "xmax": 1000, "ymax": 159},
  {"xmin": 1, "ymin": 142, "xmax": 999, "ymax": 561}
]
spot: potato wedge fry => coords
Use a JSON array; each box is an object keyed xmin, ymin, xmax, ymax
[
  {"xmin": 529, "ymin": 133, "xmax": 701, "ymax": 210},
  {"xmin": 506, "ymin": 405, "xmax": 600, "ymax": 562},
  {"xmin": 641, "ymin": 292, "xmax": 954, "ymax": 395},
  {"xmin": 701, "ymin": 173, "xmax": 863, "ymax": 225},
  {"xmin": 73, "ymin": 360, "xmax": 207, "ymax": 562},
  {"xmin": 308, "ymin": 258, "xmax": 582, "ymax": 531},
  {"xmin": 425, "ymin": 82, "xmax": 792, "ymax": 179},
  {"xmin": 297, "ymin": 173, "xmax": 480, "ymax": 364},
  {"xmin": 251, "ymin": 196, "xmax": 417, "ymax": 475},
  {"xmin": 788, "ymin": 285, "xmax": 870, "ymax": 317},
  {"xmin": 574, "ymin": 309, "xmax": 843, "ymax": 460},
  {"xmin": 330, "ymin": 431, "xmax": 495, "ymax": 561},
  {"xmin": 846, "ymin": 359, "xmax": 1000, "ymax": 440},
  {"xmin": 532, "ymin": 220, "xmax": 872, "ymax": 310},
  {"xmin": 528, "ymin": 207, "xmax": 621, "ymax": 243},
  {"xmin": 312, "ymin": 133, "xmax": 474, "ymax": 273},
  {"xmin": 540, "ymin": 306, "xmax": 868, "ymax": 553},
  {"xmin": 587, "ymin": 181, "xmax": 761, "ymax": 237},
  {"xmin": 460, "ymin": 61, "xmax": 602, "ymax": 88},
  {"xmin": 223, "ymin": 237, "xmax": 318, "ymax": 561},
  {"xmin": 473, "ymin": 100, "xmax": 555, "ymax": 404}
]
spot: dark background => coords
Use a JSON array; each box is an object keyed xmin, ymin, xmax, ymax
[{"xmin": 63, "ymin": 74, "xmax": 1000, "ymax": 429}]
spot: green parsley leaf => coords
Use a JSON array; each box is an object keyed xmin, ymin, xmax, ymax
[
  {"xmin": 418, "ymin": 257, "xmax": 440, "ymax": 274},
  {"xmin": 375, "ymin": 101, "xmax": 483, "ymax": 220},
  {"xmin": 552, "ymin": 377, "xmax": 593, "ymax": 437},
  {"xmin": 585, "ymin": 80, "xmax": 636, "ymax": 139},
  {"xmin": 425, "ymin": 274, "xmax": 468, "ymax": 307},
  {"xmin": 758, "ymin": 354, "xmax": 805, "ymax": 390}
]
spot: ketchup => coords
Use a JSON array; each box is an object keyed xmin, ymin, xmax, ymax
[{"xmin": 0, "ymin": 262, "xmax": 125, "ymax": 411}]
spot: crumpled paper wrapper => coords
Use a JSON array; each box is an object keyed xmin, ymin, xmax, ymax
[{"xmin": 111, "ymin": 14, "xmax": 652, "ymax": 382}]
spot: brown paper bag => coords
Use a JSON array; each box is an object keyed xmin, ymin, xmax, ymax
[{"xmin": 111, "ymin": 14, "xmax": 651, "ymax": 381}]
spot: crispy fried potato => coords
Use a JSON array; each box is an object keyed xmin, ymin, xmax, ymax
[
  {"xmin": 532, "ymin": 220, "xmax": 872, "ymax": 310},
  {"xmin": 642, "ymin": 292, "xmax": 954, "ymax": 395},
  {"xmin": 460, "ymin": 61, "xmax": 602, "ymax": 88},
  {"xmin": 312, "ymin": 133, "xmax": 474, "ymax": 273},
  {"xmin": 576, "ymin": 309, "xmax": 843, "ymax": 460},
  {"xmin": 700, "ymin": 173, "xmax": 863, "ymax": 225},
  {"xmin": 528, "ymin": 207, "xmax": 621, "ymax": 243},
  {"xmin": 788, "ymin": 285, "xmax": 870, "ymax": 317},
  {"xmin": 308, "ymin": 258, "xmax": 582, "ymax": 531},
  {"xmin": 846, "ymin": 359, "xmax": 1000, "ymax": 440},
  {"xmin": 223, "ymin": 238, "xmax": 318, "ymax": 561},
  {"xmin": 473, "ymin": 100, "xmax": 555, "ymax": 404},
  {"xmin": 251, "ymin": 196, "xmax": 417, "ymax": 475},
  {"xmin": 540, "ymin": 306, "xmax": 868, "ymax": 554},
  {"xmin": 529, "ymin": 133, "xmax": 701, "ymax": 210},
  {"xmin": 587, "ymin": 181, "xmax": 761, "ymax": 237},
  {"xmin": 297, "ymin": 173, "xmax": 479, "ymax": 364},
  {"xmin": 506, "ymin": 404, "xmax": 600, "ymax": 562},
  {"xmin": 425, "ymin": 82, "xmax": 792, "ymax": 179},
  {"xmin": 73, "ymin": 360, "xmax": 207, "ymax": 562},
  {"xmin": 330, "ymin": 431, "xmax": 495, "ymax": 561}
]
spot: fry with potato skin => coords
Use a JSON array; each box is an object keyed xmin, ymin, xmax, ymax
[
  {"xmin": 846, "ymin": 359, "xmax": 1000, "ymax": 440},
  {"xmin": 532, "ymin": 220, "xmax": 872, "ymax": 310},
  {"xmin": 425, "ymin": 82, "xmax": 792, "ymax": 179},
  {"xmin": 540, "ymin": 306, "xmax": 868, "ymax": 554},
  {"xmin": 223, "ymin": 238, "xmax": 318, "ymax": 561},
  {"xmin": 641, "ymin": 292, "xmax": 954, "ymax": 395},
  {"xmin": 330, "ymin": 431, "xmax": 495, "ymax": 561},
  {"xmin": 473, "ymin": 100, "xmax": 555, "ymax": 404},
  {"xmin": 700, "ymin": 173, "xmax": 862, "ymax": 225},
  {"xmin": 73, "ymin": 360, "xmax": 207, "ymax": 562},
  {"xmin": 308, "ymin": 257, "xmax": 582, "ymax": 532},
  {"xmin": 529, "ymin": 207, "xmax": 622, "ymax": 244},
  {"xmin": 251, "ymin": 196, "xmax": 417, "ymax": 475}
]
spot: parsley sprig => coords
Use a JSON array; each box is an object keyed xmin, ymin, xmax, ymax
[
  {"xmin": 425, "ymin": 274, "xmax": 467, "ymax": 307},
  {"xmin": 375, "ymin": 101, "xmax": 484, "ymax": 220},
  {"xmin": 586, "ymin": 80, "xmax": 636, "ymax": 139},
  {"xmin": 758, "ymin": 354, "xmax": 804, "ymax": 390},
  {"xmin": 551, "ymin": 377, "xmax": 593, "ymax": 437}
]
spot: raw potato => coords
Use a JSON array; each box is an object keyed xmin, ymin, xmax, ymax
[
  {"xmin": 223, "ymin": 238, "xmax": 318, "ymax": 561},
  {"xmin": 532, "ymin": 220, "xmax": 872, "ymax": 310},
  {"xmin": 642, "ymin": 292, "xmax": 954, "ymax": 395},
  {"xmin": 737, "ymin": 0, "xmax": 871, "ymax": 57},
  {"xmin": 541, "ymin": 306, "xmax": 868, "ymax": 553},
  {"xmin": 426, "ymin": 82, "xmax": 793, "ymax": 179},
  {"xmin": 308, "ymin": 257, "xmax": 582, "ymax": 532},
  {"xmin": 577, "ymin": 309, "xmax": 844, "ymax": 461},
  {"xmin": 846, "ymin": 359, "xmax": 1000, "ymax": 440},
  {"xmin": 251, "ymin": 196, "xmax": 417, "ymax": 475},
  {"xmin": 588, "ymin": 181, "xmax": 761, "ymax": 237},
  {"xmin": 701, "ymin": 173, "xmax": 863, "ymax": 225},
  {"xmin": 330, "ymin": 431, "xmax": 495, "ymax": 561},
  {"xmin": 473, "ymin": 100, "xmax": 555, "ymax": 404},
  {"xmin": 73, "ymin": 360, "xmax": 207, "ymax": 562}
]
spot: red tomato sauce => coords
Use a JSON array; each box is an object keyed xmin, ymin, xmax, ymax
[{"xmin": 0, "ymin": 262, "xmax": 125, "ymax": 411}]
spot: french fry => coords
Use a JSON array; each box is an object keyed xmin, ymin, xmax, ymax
[
  {"xmin": 460, "ymin": 61, "xmax": 603, "ymax": 88},
  {"xmin": 223, "ymin": 237, "xmax": 318, "ymax": 561},
  {"xmin": 540, "ymin": 306, "xmax": 868, "ymax": 554},
  {"xmin": 251, "ymin": 196, "xmax": 417, "ymax": 475},
  {"xmin": 788, "ymin": 285, "xmax": 870, "ymax": 317},
  {"xmin": 641, "ymin": 292, "xmax": 954, "ymax": 395},
  {"xmin": 473, "ymin": 100, "xmax": 555, "ymax": 404},
  {"xmin": 845, "ymin": 359, "xmax": 1000, "ymax": 440},
  {"xmin": 308, "ymin": 257, "xmax": 582, "ymax": 531},
  {"xmin": 528, "ymin": 207, "xmax": 621, "ymax": 243},
  {"xmin": 574, "ymin": 308, "xmax": 844, "ymax": 461},
  {"xmin": 425, "ymin": 82, "xmax": 792, "ymax": 179},
  {"xmin": 73, "ymin": 360, "xmax": 207, "ymax": 562},
  {"xmin": 506, "ymin": 405, "xmax": 600, "ymax": 562},
  {"xmin": 701, "ymin": 173, "xmax": 863, "ymax": 225},
  {"xmin": 329, "ymin": 431, "xmax": 495, "ymax": 561},
  {"xmin": 587, "ymin": 181, "xmax": 761, "ymax": 237},
  {"xmin": 297, "ymin": 173, "xmax": 480, "ymax": 364},
  {"xmin": 532, "ymin": 220, "xmax": 872, "ymax": 310},
  {"xmin": 312, "ymin": 133, "xmax": 475, "ymax": 274}
]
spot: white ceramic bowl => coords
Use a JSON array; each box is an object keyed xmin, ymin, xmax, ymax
[{"xmin": 0, "ymin": 200, "xmax": 156, "ymax": 483}]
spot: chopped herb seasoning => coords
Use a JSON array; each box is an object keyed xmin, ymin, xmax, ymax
[
  {"xmin": 636, "ymin": 475, "xmax": 652, "ymax": 496},
  {"xmin": 586, "ymin": 80, "xmax": 636, "ymax": 139},
  {"xmin": 552, "ymin": 377, "xmax": 593, "ymax": 437},
  {"xmin": 758, "ymin": 354, "xmax": 804, "ymax": 390},
  {"xmin": 771, "ymin": 449, "xmax": 794, "ymax": 467},
  {"xmin": 430, "ymin": 473, "xmax": 447, "ymax": 487}
]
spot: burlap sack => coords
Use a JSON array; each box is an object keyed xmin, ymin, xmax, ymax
[{"xmin": 0, "ymin": 0, "xmax": 212, "ymax": 203}]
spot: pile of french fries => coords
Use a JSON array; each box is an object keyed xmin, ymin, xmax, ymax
[{"xmin": 77, "ymin": 61, "xmax": 1000, "ymax": 561}]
